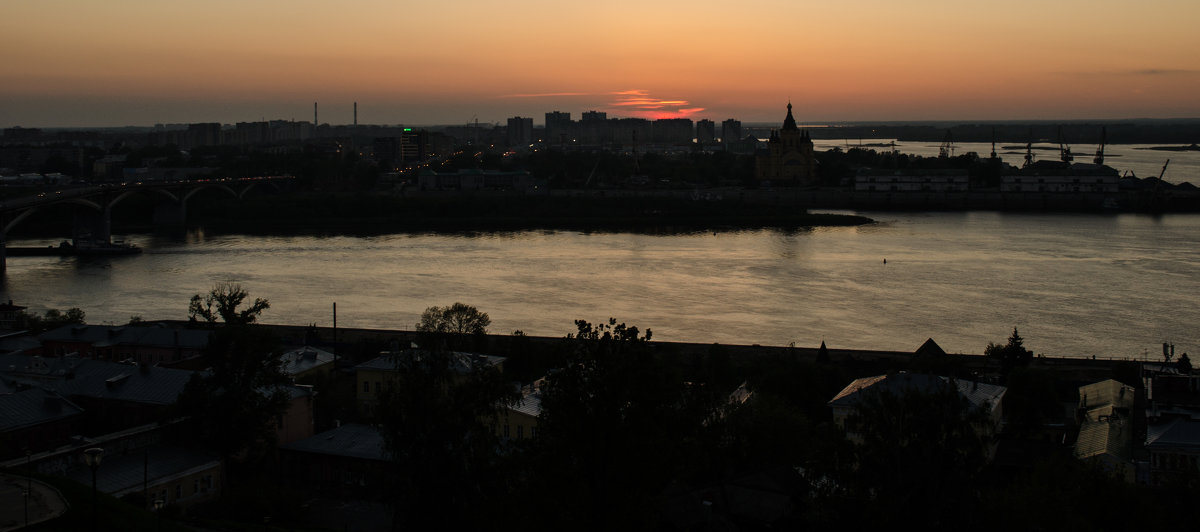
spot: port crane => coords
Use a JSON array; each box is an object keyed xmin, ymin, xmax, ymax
[{"xmin": 1093, "ymin": 126, "xmax": 1107, "ymax": 165}]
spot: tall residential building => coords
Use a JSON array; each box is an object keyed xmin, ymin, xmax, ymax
[
  {"xmin": 652, "ymin": 118, "xmax": 694, "ymax": 144},
  {"xmin": 507, "ymin": 116, "xmax": 534, "ymax": 147},
  {"xmin": 721, "ymin": 119, "xmax": 741, "ymax": 146},
  {"xmin": 581, "ymin": 110, "xmax": 607, "ymax": 122},
  {"xmin": 545, "ymin": 111, "xmax": 571, "ymax": 142},
  {"xmin": 696, "ymin": 119, "xmax": 716, "ymax": 144}
]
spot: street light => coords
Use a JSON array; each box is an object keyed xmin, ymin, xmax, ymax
[
  {"xmin": 154, "ymin": 498, "xmax": 165, "ymax": 532},
  {"xmin": 82, "ymin": 447, "xmax": 104, "ymax": 532}
]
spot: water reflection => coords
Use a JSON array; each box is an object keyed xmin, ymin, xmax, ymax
[{"xmin": 2, "ymin": 212, "xmax": 1198, "ymax": 358}]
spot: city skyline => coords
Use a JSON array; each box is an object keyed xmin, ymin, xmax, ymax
[{"xmin": 3, "ymin": 0, "xmax": 1200, "ymax": 128}]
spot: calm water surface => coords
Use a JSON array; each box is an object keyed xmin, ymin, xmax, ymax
[{"xmin": 4, "ymin": 211, "xmax": 1198, "ymax": 358}]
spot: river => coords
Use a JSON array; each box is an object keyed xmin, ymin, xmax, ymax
[{"xmin": 3, "ymin": 211, "xmax": 1198, "ymax": 359}]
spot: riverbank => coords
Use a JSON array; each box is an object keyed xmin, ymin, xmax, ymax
[{"xmin": 184, "ymin": 192, "xmax": 875, "ymax": 235}]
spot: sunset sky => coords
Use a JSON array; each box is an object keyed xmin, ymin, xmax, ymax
[{"xmin": 3, "ymin": 0, "xmax": 1199, "ymax": 127}]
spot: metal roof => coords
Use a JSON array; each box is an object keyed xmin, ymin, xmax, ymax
[
  {"xmin": 39, "ymin": 325, "xmax": 209, "ymax": 350},
  {"xmin": 0, "ymin": 388, "xmax": 84, "ymax": 432},
  {"xmin": 507, "ymin": 391, "xmax": 542, "ymax": 418},
  {"xmin": 280, "ymin": 423, "xmax": 388, "ymax": 462},
  {"xmin": 280, "ymin": 346, "xmax": 336, "ymax": 376},
  {"xmin": 1146, "ymin": 418, "xmax": 1200, "ymax": 451},
  {"xmin": 64, "ymin": 446, "xmax": 220, "ymax": 496},
  {"xmin": 828, "ymin": 373, "xmax": 1006, "ymax": 410},
  {"xmin": 0, "ymin": 354, "xmax": 195, "ymax": 406},
  {"xmin": 356, "ymin": 350, "xmax": 505, "ymax": 375}
]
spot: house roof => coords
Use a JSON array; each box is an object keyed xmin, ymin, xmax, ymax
[
  {"xmin": 280, "ymin": 423, "xmax": 388, "ymax": 462},
  {"xmin": 39, "ymin": 325, "xmax": 209, "ymax": 350},
  {"xmin": 915, "ymin": 338, "xmax": 947, "ymax": 357},
  {"xmin": 1075, "ymin": 417, "xmax": 1132, "ymax": 461},
  {"xmin": 1079, "ymin": 379, "xmax": 1135, "ymax": 422},
  {"xmin": 356, "ymin": 350, "xmax": 505, "ymax": 375},
  {"xmin": 64, "ymin": 446, "xmax": 220, "ymax": 496},
  {"xmin": 507, "ymin": 391, "xmax": 542, "ymax": 418},
  {"xmin": 828, "ymin": 373, "xmax": 1006, "ymax": 411},
  {"xmin": 0, "ymin": 388, "xmax": 84, "ymax": 432},
  {"xmin": 280, "ymin": 346, "xmax": 336, "ymax": 376},
  {"xmin": 1147, "ymin": 418, "xmax": 1200, "ymax": 451},
  {"xmin": 0, "ymin": 354, "xmax": 196, "ymax": 406}
]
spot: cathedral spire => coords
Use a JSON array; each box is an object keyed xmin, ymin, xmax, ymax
[{"xmin": 782, "ymin": 101, "xmax": 798, "ymax": 131}]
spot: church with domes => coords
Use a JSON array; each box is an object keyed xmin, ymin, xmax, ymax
[{"xmin": 755, "ymin": 102, "xmax": 817, "ymax": 185}]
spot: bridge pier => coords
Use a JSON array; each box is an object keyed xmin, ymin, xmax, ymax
[{"xmin": 153, "ymin": 202, "xmax": 187, "ymax": 226}]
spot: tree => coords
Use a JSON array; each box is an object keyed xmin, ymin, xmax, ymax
[
  {"xmin": 529, "ymin": 319, "xmax": 712, "ymax": 529},
  {"xmin": 1178, "ymin": 352, "xmax": 1193, "ymax": 374},
  {"xmin": 986, "ymin": 327, "xmax": 1034, "ymax": 375},
  {"xmin": 188, "ymin": 282, "xmax": 270, "ymax": 326},
  {"xmin": 15, "ymin": 307, "xmax": 85, "ymax": 334},
  {"xmin": 416, "ymin": 302, "xmax": 490, "ymax": 335},
  {"xmin": 838, "ymin": 380, "xmax": 992, "ymax": 528},
  {"xmin": 374, "ymin": 348, "xmax": 516, "ymax": 530},
  {"xmin": 174, "ymin": 284, "xmax": 288, "ymax": 469}
]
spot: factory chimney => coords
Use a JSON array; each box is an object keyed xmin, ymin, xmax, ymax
[{"xmin": 354, "ymin": 102, "xmax": 358, "ymax": 126}]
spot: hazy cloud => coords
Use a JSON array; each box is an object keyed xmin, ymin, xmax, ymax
[
  {"xmin": 498, "ymin": 91, "xmax": 593, "ymax": 98},
  {"xmin": 1059, "ymin": 68, "xmax": 1200, "ymax": 77},
  {"xmin": 605, "ymin": 89, "xmax": 705, "ymax": 118}
]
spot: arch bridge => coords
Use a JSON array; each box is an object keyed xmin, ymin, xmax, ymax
[{"xmin": 0, "ymin": 176, "xmax": 294, "ymax": 275}]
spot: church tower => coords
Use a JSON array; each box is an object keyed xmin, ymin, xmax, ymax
[{"xmin": 756, "ymin": 102, "xmax": 816, "ymax": 185}]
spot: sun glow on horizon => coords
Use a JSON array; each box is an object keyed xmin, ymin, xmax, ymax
[{"xmin": 2, "ymin": 0, "xmax": 1199, "ymax": 126}]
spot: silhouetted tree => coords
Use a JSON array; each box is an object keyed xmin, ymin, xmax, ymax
[
  {"xmin": 174, "ymin": 285, "xmax": 288, "ymax": 472},
  {"xmin": 530, "ymin": 319, "xmax": 712, "ymax": 530},
  {"xmin": 14, "ymin": 307, "xmax": 85, "ymax": 334},
  {"xmin": 986, "ymin": 327, "xmax": 1034, "ymax": 375},
  {"xmin": 416, "ymin": 302, "xmax": 490, "ymax": 335},
  {"xmin": 373, "ymin": 348, "xmax": 516, "ymax": 530},
  {"xmin": 837, "ymin": 380, "xmax": 991, "ymax": 528},
  {"xmin": 188, "ymin": 282, "xmax": 270, "ymax": 327},
  {"xmin": 1178, "ymin": 352, "xmax": 1193, "ymax": 374}
]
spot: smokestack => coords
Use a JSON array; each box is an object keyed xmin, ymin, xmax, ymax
[
  {"xmin": 314, "ymin": 102, "xmax": 318, "ymax": 127},
  {"xmin": 354, "ymin": 102, "xmax": 358, "ymax": 126}
]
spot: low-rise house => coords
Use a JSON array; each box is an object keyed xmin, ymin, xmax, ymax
[
  {"xmin": 0, "ymin": 388, "xmax": 85, "ymax": 458},
  {"xmin": 0, "ymin": 300, "xmax": 27, "ymax": 329},
  {"xmin": 1074, "ymin": 379, "xmax": 1137, "ymax": 482},
  {"xmin": 0, "ymin": 354, "xmax": 194, "ymax": 435},
  {"xmin": 64, "ymin": 445, "xmax": 222, "ymax": 510},
  {"xmin": 495, "ymin": 382, "xmax": 542, "ymax": 442},
  {"xmin": 355, "ymin": 350, "xmax": 505, "ymax": 416},
  {"xmin": 1144, "ymin": 369, "xmax": 1200, "ymax": 484},
  {"xmin": 280, "ymin": 346, "xmax": 337, "ymax": 380},
  {"xmin": 39, "ymin": 324, "xmax": 209, "ymax": 366},
  {"xmin": 279, "ymin": 423, "xmax": 389, "ymax": 496},
  {"xmin": 272, "ymin": 384, "xmax": 316, "ymax": 445},
  {"xmin": 828, "ymin": 372, "xmax": 1006, "ymax": 456}
]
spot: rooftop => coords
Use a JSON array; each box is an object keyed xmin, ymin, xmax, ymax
[
  {"xmin": 829, "ymin": 373, "xmax": 1006, "ymax": 411},
  {"xmin": 280, "ymin": 423, "xmax": 388, "ymax": 462}
]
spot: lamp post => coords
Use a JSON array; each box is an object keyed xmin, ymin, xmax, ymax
[
  {"xmin": 24, "ymin": 449, "xmax": 31, "ymax": 529},
  {"xmin": 154, "ymin": 498, "xmax": 165, "ymax": 532},
  {"xmin": 82, "ymin": 447, "xmax": 104, "ymax": 532}
]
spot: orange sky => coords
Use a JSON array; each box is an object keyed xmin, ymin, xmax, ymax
[{"xmin": 2, "ymin": 0, "xmax": 1199, "ymax": 127}]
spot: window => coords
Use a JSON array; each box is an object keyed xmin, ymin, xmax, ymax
[
  {"xmin": 175, "ymin": 485, "xmax": 181, "ymax": 499},
  {"xmin": 375, "ymin": 381, "xmax": 381, "ymax": 392},
  {"xmin": 193, "ymin": 479, "xmax": 199, "ymax": 494},
  {"xmin": 517, "ymin": 425, "xmax": 524, "ymax": 439},
  {"xmin": 530, "ymin": 426, "xmax": 535, "ymax": 438},
  {"xmin": 503, "ymin": 424, "xmax": 510, "ymax": 438},
  {"xmin": 363, "ymin": 381, "xmax": 369, "ymax": 393}
]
